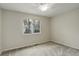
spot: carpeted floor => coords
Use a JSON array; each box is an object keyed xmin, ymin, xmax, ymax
[{"xmin": 1, "ymin": 42, "xmax": 79, "ymax": 56}]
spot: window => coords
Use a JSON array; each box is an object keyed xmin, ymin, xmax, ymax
[{"xmin": 23, "ymin": 18, "xmax": 40, "ymax": 34}]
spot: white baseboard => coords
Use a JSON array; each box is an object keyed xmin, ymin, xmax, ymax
[{"xmin": 2, "ymin": 40, "xmax": 50, "ymax": 52}]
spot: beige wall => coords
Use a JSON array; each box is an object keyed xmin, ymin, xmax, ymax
[
  {"xmin": 2, "ymin": 9, "xmax": 50, "ymax": 51},
  {"xmin": 2, "ymin": 8, "xmax": 79, "ymax": 51},
  {"xmin": 0, "ymin": 9, "xmax": 2, "ymax": 54},
  {"xmin": 51, "ymin": 8, "xmax": 79, "ymax": 49}
]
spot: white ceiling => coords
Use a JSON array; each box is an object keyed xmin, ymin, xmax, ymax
[{"xmin": 0, "ymin": 3, "xmax": 79, "ymax": 17}]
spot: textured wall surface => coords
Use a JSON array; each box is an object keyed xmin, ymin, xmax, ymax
[
  {"xmin": 2, "ymin": 9, "xmax": 50, "ymax": 51},
  {"xmin": 51, "ymin": 8, "xmax": 79, "ymax": 49}
]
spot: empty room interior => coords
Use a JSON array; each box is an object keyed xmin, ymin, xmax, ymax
[{"xmin": 1, "ymin": 3, "xmax": 79, "ymax": 56}]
